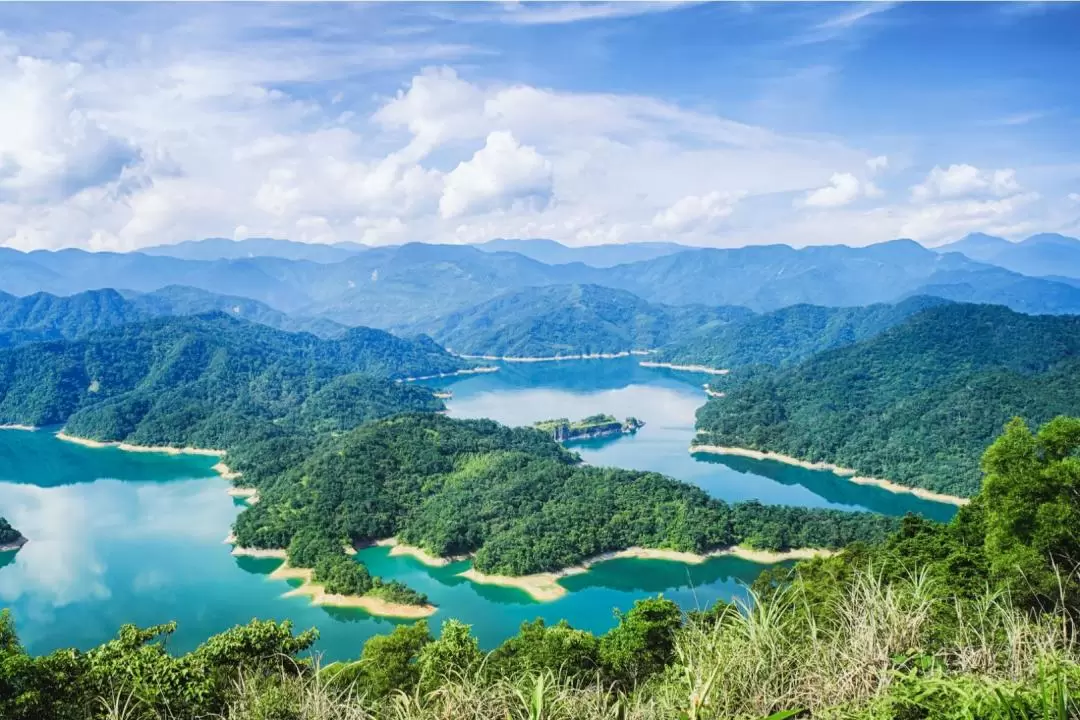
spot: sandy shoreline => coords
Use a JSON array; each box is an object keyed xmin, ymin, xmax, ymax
[
  {"xmin": 0, "ymin": 537, "xmax": 27, "ymax": 552},
  {"xmin": 690, "ymin": 444, "xmax": 970, "ymax": 506},
  {"xmin": 459, "ymin": 545, "xmax": 835, "ymax": 602},
  {"xmin": 225, "ymin": 486, "xmax": 260, "ymax": 504},
  {"xmin": 398, "ymin": 366, "xmax": 500, "ymax": 383},
  {"xmin": 214, "ymin": 462, "xmax": 243, "ymax": 481},
  {"xmin": 640, "ymin": 361, "xmax": 729, "ymax": 375},
  {"xmin": 703, "ymin": 384, "xmax": 725, "ymax": 398},
  {"xmin": 0, "ymin": 423, "xmax": 36, "ymax": 431},
  {"xmin": 55, "ymin": 431, "xmax": 224, "ymax": 456},
  {"xmin": 376, "ymin": 538, "xmax": 469, "ymax": 567},
  {"xmin": 456, "ymin": 350, "xmax": 653, "ymax": 363}
]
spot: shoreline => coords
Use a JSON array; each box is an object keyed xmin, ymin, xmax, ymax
[
  {"xmin": 397, "ymin": 366, "xmax": 499, "ymax": 383},
  {"xmin": 225, "ymin": 536, "xmax": 437, "ymax": 618},
  {"xmin": 455, "ymin": 350, "xmax": 653, "ymax": 363},
  {"xmin": 0, "ymin": 537, "xmax": 27, "ymax": 552},
  {"xmin": 690, "ymin": 444, "xmax": 970, "ymax": 506},
  {"xmin": 376, "ymin": 538, "xmax": 470, "ymax": 567},
  {"xmin": 0, "ymin": 423, "xmax": 36, "ymax": 431},
  {"xmin": 640, "ymin": 361, "xmax": 729, "ymax": 375},
  {"xmin": 703, "ymin": 384, "xmax": 725, "ymax": 398},
  {"xmin": 55, "ymin": 431, "xmax": 224, "ymax": 457},
  {"xmin": 225, "ymin": 486, "xmax": 260, "ymax": 505},
  {"xmin": 459, "ymin": 545, "xmax": 835, "ymax": 602}
]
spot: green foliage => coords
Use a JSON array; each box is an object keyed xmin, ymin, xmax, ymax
[
  {"xmin": 233, "ymin": 414, "xmax": 897, "ymax": 576},
  {"xmin": 487, "ymin": 619, "xmax": 601, "ymax": 681},
  {"xmin": 355, "ymin": 621, "xmax": 433, "ymax": 699},
  {"xmin": 655, "ymin": 296, "xmax": 949, "ymax": 370},
  {"xmin": 599, "ymin": 596, "xmax": 683, "ymax": 687},
  {"xmin": 0, "ymin": 610, "xmax": 315, "ymax": 720},
  {"xmin": 696, "ymin": 304, "xmax": 1080, "ymax": 495},
  {"xmin": 982, "ymin": 416, "xmax": 1080, "ymax": 608},
  {"xmin": 410, "ymin": 283, "xmax": 750, "ymax": 357},
  {"xmin": 0, "ymin": 517, "xmax": 22, "ymax": 546},
  {"xmin": 0, "ymin": 314, "xmax": 456, "ymax": 443},
  {"xmin": 416, "ymin": 619, "xmax": 483, "ymax": 691}
]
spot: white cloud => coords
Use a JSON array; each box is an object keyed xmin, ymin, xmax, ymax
[
  {"xmin": 439, "ymin": 131, "xmax": 553, "ymax": 219},
  {"xmin": 911, "ymin": 164, "xmax": 1021, "ymax": 202},
  {"xmin": 866, "ymin": 155, "xmax": 889, "ymax": 172},
  {"xmin": 1069, "ymin": 192, "xmax": 1080, "ymax": 204},
  {"xmin": 652, "ymin": 191, "xmax": 743, "ymax": 233},
  {"xmin": 801, "ymin": 172, "xmax": 863, "ymax": 208}
]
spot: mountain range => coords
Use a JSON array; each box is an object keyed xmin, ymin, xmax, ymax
[
  {"xmin": 3, "ymin": 236, "xmax": 1080, "ymax": 330},
  {"xmin": 934, "ymin": 232, "xmax": 1080, "ymax": 279}
]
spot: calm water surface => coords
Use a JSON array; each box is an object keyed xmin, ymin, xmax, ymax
[{"xmin": 0, "ymin": 358, "xmax": 955, "ymax": 659}]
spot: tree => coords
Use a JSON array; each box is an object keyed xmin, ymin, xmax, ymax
[
  {"xmin": 981, "ymin": 416, "xmax": 1080, "ymax": 608},
  {"xmin": 417, "ymin": 620, "xmax": 483, "ymax": 692},
  {"xmin": 599, "ymin": 596, "xmax": 683, "ymax": 686},
  {"xmin": 356, "ymin": 621, "xmax": 432, "ymax": 699}
]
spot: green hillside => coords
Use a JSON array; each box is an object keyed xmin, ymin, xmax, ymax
[
  {"xmin": 410, "ymin": 284, "xmax": 750, "ymax": 357},
  {"xmin": 695, "ymin": 303, "xmax": 1080, "ymax": 496},
  {"xmin": 0, "ymin": 314, "xmax": 461, "ymax": 448}
]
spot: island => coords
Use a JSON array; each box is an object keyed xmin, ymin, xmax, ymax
[
  {"xmin": 534, "ymin": 414, "xmax": 645, "ymax": 442},
  {"xmin": 0, "ymin": 517, "xmax": 26, "ymax": 552}
]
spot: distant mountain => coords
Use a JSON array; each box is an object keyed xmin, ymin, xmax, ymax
[
  {"xmin": 935, "ymin": 232, "xmax": 1080, "ymax": 279},
  {"xmin": 0, "ymin": 314, "xmax": 465, "ymax": 446},
  {"xmin": 408, "ymin": 284, "xmax": 751, "ymax": 357},
  {"xmin": 695, "ymin": 303, "xmax": 1080, "ymax": 497},
  {"xmin": 142, "ymin": 237, "xmax": 363, "ymax": 263},
  {"xmin": 599, "ymin": 239, "xmax": 1080, "ymax": 314},
  {"xmin": 474, "ymin": 238, "xmax": 692, "ymax": 268},
  {"xmin": 654, "ymin": 296, "xmax": 951, "ymax": 370},
  {"xmin": 0, "ymin": 287, "xmax": 343, "ymax": 348},
  {"xmin": 4, "ymin": 238, "xmax": 1080, "ymax": 325}
]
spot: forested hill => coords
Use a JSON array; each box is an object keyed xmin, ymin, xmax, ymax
[
  {"xmin": 232, "ymin": 413, "xmax": 899, "ymax": 576},
  {"xmin": 0, "ymin": 314, "xmax": 463, "ymax": 448},
  {"xmin": 652, "ymin": 296, "xmax": 951, "ymax": 370},
  {"xmin": 0, "ymin": 286, "xmax": 343, "ymax": 348},
  {"xmin": 0, "ymin": 517, "xmax": 23, "ymax": 548},
  {"xmin": 695, "ymin": 303, "xmax": 1080, "ymax": 496},
  {"xmin": 407, "ymin": 284, "xmax": 751, "ymax": 357}
]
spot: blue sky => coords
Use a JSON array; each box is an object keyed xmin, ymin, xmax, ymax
[{"xmin": 0, "ymin": 2, "xmax": 1077, "ymax": 251}]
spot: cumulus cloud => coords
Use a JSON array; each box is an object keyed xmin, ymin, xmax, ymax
[
  {"xmin": 439, "ymin": 131, "xmax": 553, "ymax": 219},
  {"xmin": 800, "ymin": 173, "xmax": 864, "ymax": 208},
  {"xmin": 652, "ymin": 191, "xmax": 743, "ymax": 233},
  {"xmin": 911, "ymin": 164, "xmax": 1021, "ymax": 202}
]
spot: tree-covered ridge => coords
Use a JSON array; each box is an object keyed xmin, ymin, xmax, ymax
[
  {"xmin": 695, "ymin": 303, "xmax": 1080, "ymax": 496},
  {"xmin": 653, "ymin": 295, "xmax": 950, "ymax": 369},
  {"xmin": 0, "ymin": 517, "xmax": 23, "ymax": 547},
  {"xmin": 233, "ymin": 413, "xmax": 898, "ymax": 576},
  {"xmin": 404, "ymin": 284, "xmax": 751, "ymax": 357},
  {"xmin": 0, "ymin": 314, "xmax": 459, "ymax": 448},
  {"xmin": 0, "ymin": 286, "xmax": 343, "ymax": 349}
]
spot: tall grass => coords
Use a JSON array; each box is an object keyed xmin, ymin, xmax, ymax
[{"xmin": 202, "ymin": 567, "xmax": 1080, "ymax": 720}]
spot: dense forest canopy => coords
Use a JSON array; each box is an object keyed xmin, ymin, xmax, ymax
[
  {"xmin": 653, "ymin": 295, "xmax": 950, "ymax": 369},
  {"xmin": 232, "ymin": 413, "xmax": 899, "ymax": 576},
  {"xmin": 695, "ymin": 303, "xmax": 1080, "ymax": 496},
  {"xmin": 0, "ymin": 314, "xmax": 460, "ymax": 448},
  {"xmin": 406, "ymin": 283, "xmax": 751, "ymax": 357}
]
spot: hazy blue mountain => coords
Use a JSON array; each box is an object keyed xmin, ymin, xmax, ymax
[
  {"xmin": 600, "ymin": 239, "xmax": 1080, "ymax": 314},
  {"xmin": 934, "ymin": 232, "xmax": 1080, "ymax": 279},
  {"xmin": 142, "ymin": 237, "xmax": 363, "ymax": 263},
  {"xmin": 0, "ymin": 286, "xmax": 344, "ymax": 348},
  {"xmin": 654, "ymin": 295, "xmax": 952, "ymax": 370},
  {"xmin": 474, "ymin": 238, "xmax": 692, "ymax": 267},
  {"xmin": 408, "ymin": 284, "xmax": 752, "ymax": 357}
]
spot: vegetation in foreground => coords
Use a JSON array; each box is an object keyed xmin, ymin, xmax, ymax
[
  {"xmin": 3, "ymin": 416, "xmax": 1080, "ymax": 719},
  {"xmin": 695, "ymin": 303, "xmax": 1080, "ymax": 496}
]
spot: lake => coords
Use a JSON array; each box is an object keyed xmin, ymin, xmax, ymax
[{"xmin": 0, "ymin": 357, "xmax": 955, "ymax": 659}]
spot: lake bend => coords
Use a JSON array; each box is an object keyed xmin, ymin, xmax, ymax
[{"xmin": 0, "ymin": 357, "xmax": 956, "ymax": 660}]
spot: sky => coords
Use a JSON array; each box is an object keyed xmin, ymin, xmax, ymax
[{"xmin": 0, "ymin": 1, "xmax": 1078, "ymax": 252}]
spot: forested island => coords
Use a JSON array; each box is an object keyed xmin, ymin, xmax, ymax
[
  {"xmin": 231, "ymin": 414, "xmax": 899, "ymax": 580},
  {"xmin": 534, "ymin": 413, "xmax": 644, "ymax": 442},
  {"xmin": 695, "ymin": 303, "xmax": 1080, "ymax": 496},
  {"xmin": 0, "ymin": 517, "xmax": 25, "ymax": 551}
]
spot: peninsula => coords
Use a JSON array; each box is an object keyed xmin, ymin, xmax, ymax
[
  {"xmin": 0, "ymin": 517, "xmax": 26, "ymax": 552},
  {"xmin": 535, "ymin": 414, "xmax": 645, "ymax": 442}
]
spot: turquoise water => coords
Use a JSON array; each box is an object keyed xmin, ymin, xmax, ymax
[{"xmin": 0, "ymin": 358, "xmax": 955, "ymax": 660}]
